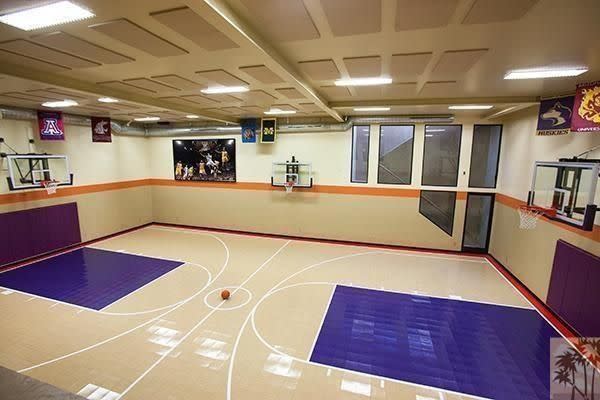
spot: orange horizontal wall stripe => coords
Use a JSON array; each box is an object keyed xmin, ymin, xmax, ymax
[
  {"xmin": 0, "ymin": 179, "xmax": 152, "ymax": 205},
  {"xmin": 496, "ymin": 193, "xmax": 600, "ymax": 242}
]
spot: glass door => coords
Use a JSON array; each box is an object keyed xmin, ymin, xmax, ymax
[{"xmin": 462, "ymin": 193, "xmax": 495, "ymax": 253}]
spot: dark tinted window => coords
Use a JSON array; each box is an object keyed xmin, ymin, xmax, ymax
[
  {"xmin": 419, "ymin": 190, "xmax": 457, "ymax": 236},
  {"xmin": 422, "ymin": 125, "xmax": 462, "ymax": 186},
  {"xmin": 378, "ymin": 125, "xmax": 414, "ymax": 184},
  {"xmin": 351, "ymin": 125, "xmax": 370, "ymax": 183},
  {"xmin": 469, "ymin": 125, "xmax": 502, "ymax": 188}
]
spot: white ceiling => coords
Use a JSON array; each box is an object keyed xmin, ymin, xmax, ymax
[{"xmin": 0, "ymin": 0, "xmax": 598, "ymax": 123}]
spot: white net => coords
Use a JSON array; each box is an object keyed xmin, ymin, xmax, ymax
[
  {"xmin": 42, "ymin": 180, "xmax": 59, "ymax": 195},
  {"xmin": 518, "ymin": 206, "xmax": 544, "ymax": 230},
  {"xmin": 284, "ymin": 181, "xmax": 294, "ymax": 193}
]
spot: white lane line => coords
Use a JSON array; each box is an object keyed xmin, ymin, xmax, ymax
[
  {"xmin": 118, "ymin": 240, "xmax": 290, "ymax": 399},
  {"xmin": 18, "ymin": 234, "xmax": 230, "ymax": 373},
  {"xmin": 306, "ymin": 284, "xmax": 336, "ymax": 361},
  {"xmin": 249, "ymin": 281, "xmax": 492, "ymax": 400}
]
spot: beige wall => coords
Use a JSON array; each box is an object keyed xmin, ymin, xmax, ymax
[
  {"xmin": 490, "ymin": 106, "xmax": 600, "ymax": 301},
  {"xmin": 0, "ymin": 119, "xmax": 153, "ymax": 243}
]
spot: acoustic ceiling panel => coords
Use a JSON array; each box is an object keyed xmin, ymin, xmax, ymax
[
  {"xmin": 384, "ymin": 82, "xmax": 418, "ymax": 97},
  {"xmin": 179, "ymin": 95, "xmax": 220, "ymax": 107},
  {"xmin": 97, "ymin": 81, "xmax": 156, "ymax": 95},
  {"xmin": 298, "ymin": 59, "xmax": 340, "ymax": 81},
  {"xmin": 298, "ymin": 103, "xmax": 321, "ymax": 112},
  {"xmin": 221, "ymin": 106, "xmax": 244, "ymax": 115},
  {"xmin": 320, "ymin": 0, "xmax": 381, "ymax": 36},
  {"xmin": 44, "ymin": 88, "xmax": 92, "ymax": 100},
  {"xmin": 352, "ymin": 86, "xmax": 383, "ymax": 98},
  {"xmin": 151, "ymin": 7, "xmax": 238, "ymax": 51},
  {"xmin": 0, "ymin": 50, "xmax": 68, "ymax": 71},
  {"xmin": 463, "ymin": 0, "xmax": 539, "ymax": 24},
  {"xmin": 320, "ymin": 85, "xmax": 351, "ymax": 99},
  {"xmin": 419, "ymin": 81, "xmax": 459, "ymax": 97},
  {"xmin": 343, "ymin": 56, "xmax": 381, "ymax": 77},
  {"xmin": 395, "ymin": 0, "xmax": 458, "ymax": 31},
  {"xmin": 431, "ymin": 49, "xmax": 488, "ymax": 79},
  {"xmin": 0, "ymin": 40, "xmax": 99, "ymax": 68},
  {"xmin": 240, "ymin": 0, "xmax": 320, "ymax": 42},
  {"xmin": 275, "ymin": 87, "xmax": 304, "ymax": 99},
  {"xmin": 237, "ymin": 90, "xmax": 277, "ymax": 105},
  {"xmin": 271, "ymin": 104, "xmax": 297, "ymax": 111},
  {"xmin": 201, "ymin": 93, "xmax": 243, "ymax": 103},
  {"xmin": 239, "ymin": 65, "xmax": 284, "ymax": 84},
  {"xmin": 240, "ymin": 105, "xmax": 264, "ymax": 113},
  {"xmin": 89, "ymin": 19, "xmax": 188, "ymax": 57},
  {"xmin": 26, "ymin": 89, "xmax": 80, "ymax": 101},
  {"xmin": 1, "ymin": 92, "xmax": 59, "ymax": 102},
  {"xmin": 33, "ymin": 32, "xmax": 134, "ymax": 64},
  {"xmin": 196, "ymin": 69, "xmax": 248, "ymax": 86},
  {"xmin": 151, "ymin": 74, "xmax": 202, "ymax": 91},
  {"xmin": 391, "ymin": 52, "xmax": 433, "ymax": 78},
  {"xmin": 123, "ymin": 78, "xmax": 179, "ymax": 93}
]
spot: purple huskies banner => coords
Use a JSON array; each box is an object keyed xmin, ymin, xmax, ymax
[
  {"xmin": 38, "ymin": 110, "xmax": 65, "ymax": 140},
  {"xmin": 572, "ymin": 81, "xmax": 600, "ymax": 133},
  {"xmin": 536, "ymin": 96, "xmax": 574, "ymax": 136}
]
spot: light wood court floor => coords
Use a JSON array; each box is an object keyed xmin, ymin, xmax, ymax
[{"xmin": 0, "ymin": 225, "xmax": 533, "ymax": 400}]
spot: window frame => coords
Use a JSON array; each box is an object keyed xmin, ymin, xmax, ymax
[
  {"xmin": 468, "ymin": 124, "xmax": 503, "ymax": 189},
  {"xmin": 418, "ymin": 190, "xmax": 457, "ymax": 236},
  {"xmin": 377, "ymin": 124, "xmax": 415, "ymax": 185},
  {"xmin": 350, "ymin": 125, "xmax": 370, "ymax": 183},
  {"xmin": 461, "ymin": 192, "xmax": 495, "ymax": 253},
  {"xmin": 421, "ymin": 124, "xmax": 463, "ymax": 187}
]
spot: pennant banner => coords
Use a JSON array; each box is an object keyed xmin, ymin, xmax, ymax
[
  {"xmin": 260, "ymin": 118, "xmax": 276, "ymax": 143},
  {"xmin": 91, "ymin": 117, "xmax": 112, "ymax": 143},
  {"xmin": 536, "ymin": 96, "xmax": 574, "ymax": 136},
  {"xmin": 241, "ymin": 118, "xmax": 257, "ymax": 143},
  {"xmin": 38, "ymin": 110, "xmax": 65, "ymax": 141},
  {"xmin": 572, "ymin": 81, "xmax": 600, "ymax": 132}
]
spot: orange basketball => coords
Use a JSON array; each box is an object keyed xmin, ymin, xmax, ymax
[{"xmin": 221, "ymin": 290, "xmax": 230, "ymax": 300}]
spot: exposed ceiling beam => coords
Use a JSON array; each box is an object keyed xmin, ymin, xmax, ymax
[
  {"xmin": 190, "ymin": 0, "xmax": 344, "ymax": 122},
  {"xmin": 330, "ymin": 96, "xmax": 540, "ymax": 108},
  {"xmin": 0, "ymin": 61, "xmax": 237, "ymax": 124}
]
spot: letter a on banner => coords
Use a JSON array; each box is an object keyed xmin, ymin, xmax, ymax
[{"xmin": 38, "ymin": 110, "xmax": 65, "ymax": 140}]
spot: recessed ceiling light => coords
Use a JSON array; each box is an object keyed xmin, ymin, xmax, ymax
[
  {"xmin": 42, "ymin": 99, "xmax": 78, "ymax": 108},
  {"xmin": 0, "ymin": 1, "xmax": 94, "ymax": 31},
  {"xmin": 98, "ymin": 97, "xmax": 119, "ymax": 103},
  {"xmin": 217, "ymin": 126, "xmax": 240, "ymax": 131},
  {"xmin": 504, "ymin": 67, "xmax": 588, "ymax": 80},
  {"xmin": 334, "ymin": 77, "xmax": 392, "ymax": 87},
  {"xmin": 448, "ymin": 105, "xmax": 493, "ymax": 110},
  {"xmin": 264, "ymin": 108, "xmax": 296, "ymax": 115},
  {"xmin": 353, "ymin": 107, "xmax": 391, "ymax": 112},
  {"xmin": 185, "ymin": 115, "xmax": 200, "ymax": 119},
  {"xmin": 134, "ymin": 116, "xmax": 160, "ymax": 122},
  {"xmin": 201, "ymin": 86, "xmax": 249, "ymax": 94}
]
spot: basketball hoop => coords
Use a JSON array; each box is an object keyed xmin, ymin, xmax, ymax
[
  {"xmin": 284, "ymin": 181, "xmax": 295, "ymax": 193},
  {"xmin": 41, "ymin": 180, "xmax": 59, "ymax": 195},
  {"xmin": 518, "ymin": 205, "xmax": 556, "ymax": 230}
]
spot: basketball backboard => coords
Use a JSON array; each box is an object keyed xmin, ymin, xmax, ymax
[
  {"xmin": 4, "ymin": 154, "xmax": 73, "ymax": 190},
  {"xmin": 271, "ymin": 156, "xmax": 313, "ymax": 188},
  {"xmin": 529, "ymin": 160, "xmax": 599, "ymax": 230}
]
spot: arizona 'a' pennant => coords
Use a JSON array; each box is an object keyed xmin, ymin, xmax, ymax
[
  {"xmin": 38, "ymin": 110, "xmax": 65, "ymax": 141},
  {"xmin": 91, "ymin": 116, "xmax": 112, "ymax": 143}
]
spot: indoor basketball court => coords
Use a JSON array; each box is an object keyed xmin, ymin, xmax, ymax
[{"xmin": 0, "ymin": 1, "xmax": 599, "ymax": 400}]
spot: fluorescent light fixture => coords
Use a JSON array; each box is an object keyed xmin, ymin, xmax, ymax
[
  {"xmin": 335, "ymin": 77, "xmax": 392, "ymax": 87},
  {"xmin": 448, "ymin": 105, "xmax": 493, "ymax": 110},
  {"xmin": 217, "ymin": 126, "xmax": 240, "ymax": 131},
  {"xmin": 353, "ymin": 107, "xmax": 391, "ymax": 112},
  {"xmin": 185, "ymin": 115, "xmax": 200, "ymax": 119},
  {"xmin": 504, "ymin": 67, "xmax": 588, "ymax": 80},
  {"xmin": 264, "ymin": 108, "xmax": 296, "ymax": 115},
  {"xmin": 487, "ymin": 106, "xmax": 517, "ymax": 119},
  {"xmin": 0, "ymin": 1, "xmax": 94, "ymax": 31},
  {"xmin": 134, "ymin": 116, "xmax": 160, "ymax": 122},
  {"xmin": 201, "ymin": 86, "xmax": 249, "ymax": 94},
  {"xmin": 425, "ymin": 128, "xmax": 445, "ymax": 132},
  {"xmin": 98, "ymin": 97, "xmax": 119, "ymax": 103},
  {"xmin": 42, "ymin": 99, "xmax": 78, "ymax": 108}
]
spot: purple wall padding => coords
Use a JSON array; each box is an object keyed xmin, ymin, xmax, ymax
[
  {"xmin": 0, "ymin": 203, "xmax": 81, "ymax": 267},
  {"xmin": 547, "ymin": 240, "xmax": 600, "ymax": 337}
]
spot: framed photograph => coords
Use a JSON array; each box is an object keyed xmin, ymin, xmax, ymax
[{"xmin": 172, "ymin": 139, "xmax": 236, "ymax": 182}]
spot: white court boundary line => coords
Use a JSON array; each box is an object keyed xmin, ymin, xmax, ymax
[
  {"xmin": 18, "ymin": 231, "xmax": 231, "ymax": 373},
  {"xmin": 116, "ymin": 240, "xmax": 291, "ymax": 399},
  {"xmin": 249, "ymin": 281, "xmax": 492, "ymax": 400}
]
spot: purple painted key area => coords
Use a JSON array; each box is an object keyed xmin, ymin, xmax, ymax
[
  {"xmin": 310, "ymin": 285, "xmax": 560, "ymax": 400},
  {"xmin": 0, "ymin": 248, "xmax": 183, "ymax": 310}
]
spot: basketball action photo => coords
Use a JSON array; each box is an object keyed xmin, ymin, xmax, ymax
[{"xmin": 0, "ymin": 1, "xmax": 598, "ymax": 400}]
